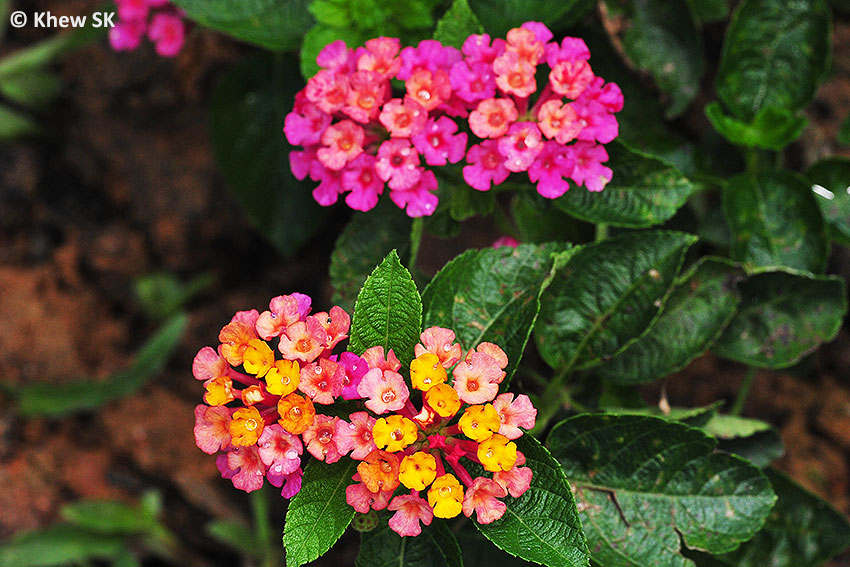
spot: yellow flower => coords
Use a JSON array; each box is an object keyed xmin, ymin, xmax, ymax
[
  {"xmin": 242, "ymin": 339, "xmax": 274, "ymax": 377},
  {"xmin": 265, "ymin": 359, "xmax": 300, "ymax": 396},
  {"xmin": 399, "ymin": 451, "xmax": 437, "ymax": 491},
  {"xmin": 410, "ymin": 353, "xmax": 447, "ymax": 391},
  {"xmin": 204, "ymin": 376, "xmax": 235, "ymax": 406},
  {"xmin": 229, "ymin": 406, "xmax": 264, "ymax": 446},
  {"xmin": 373, "ymin": 415, "xmax": 418, "ymax": 452},
  {"xmin": 423, "ymin": 383, "xmax": 461, "ymax": 418},
  {"xmin": 427, "ymin": 473, "xmax": 464, "ymax": 518},
  {"xmin": 458, "ymin": 404, "xmax": 501, "ymax": 442},
  {"xmin": 477, "ymin": 433, "xmax": 517, "ymax": 472}
]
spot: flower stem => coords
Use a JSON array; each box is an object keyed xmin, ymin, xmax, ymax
[
  {"xmin": 595, "ymin": 222, "xmax": 608, "ymax": 242},
  {"xmin": 409, "ymin": 217, "xmax": 424, "ymax": 270},
  {"xmin": 731, "ymin": 366, "xmax": 757, "ymax": 416},
  {"xmin": 250, "ymin": 486, "xmax": 280, "ymax": 567}
]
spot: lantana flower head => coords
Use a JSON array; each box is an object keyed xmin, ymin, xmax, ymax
[
  {"xmin": 109, "ymin": 0, "xmax": 188, "ymax": 57},
  {"xmin": 284, "ymin": 22, "xmax": 621, "ymax": 218}
]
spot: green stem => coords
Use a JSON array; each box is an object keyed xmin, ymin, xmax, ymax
[
  {"xmin": 250, "ymin": 487, "xmax": 279, "ymax": 567},
  {"xmin": 595, "ymin": 223, "xmax": 608, "ymax": 242},
  {"xmin": 731, "ymin": 366, "xmax": 757, "ymax": 416},
  {"xmin": 408, "ymin": 217, "xmax": 423, "ymax": 270},
  {"xmin": 530, "ymin": 366, "xmax": 580, "ymax": 436}
]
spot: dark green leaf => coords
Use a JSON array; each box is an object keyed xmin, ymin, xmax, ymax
[
  {"xmin": 702, "ymin": 469, "xmax": 850, "ymax": 567},
  {"xmin": 712, "ymin": 269, "xmax": 847, "ymax": 369},
  {"xmin": 0, "ymin": 524, "xmax": 127, "ymax": 567},
  {"xmin": 617, "ymin": 0, "xmax": 703, "ymax": 117},
  {"xmin": 355, "ymin": 513, "xmax": 463, "ymax": 567},
  {"xmin": 61, "ymin": 499, "xmax": 156, "ymax": 536},
  {"xmin": 206, "ymin": 519, "xmax": 262, "ymax": 555},
  {"xmin": 0, "ymin": 105, "xmax": 39, "ymax": 139},
  {"xmin": 685, "ymin": 0, "xmax": 729, "ymax": 23},
  {"xmin": 806, "ymin": 157, "xmax": 850, "ymax": 245},
  {"xmin": 704, "ymin": 102, "xmax": 809, "ymax": 151},
  {"xmin": 210, "ymin": 54, "xmax": 326, "ymax": 258},
  {"xmin": 457, "ymin": 521, "xmax": 537, "ymax": 567},
  {"xmin": 14, "ymin": 313, "xmax": 187, "ymax": 416},
  {"xmin": 283, "ymin": 458, "xmax": 357, "ymax": 567},
  {"xmin": 723, "ymin": 170, "xmax": 829, "ymax": 273},
  {"xmin": 715, "ymin": 0, "xmax": 831, "ymax": 120},
  {"xmin": 349, "ymin": 250, "xmax": 422, "ymax": 368},
  {"xmin": 475, "ymin": 435, "xmax": 590, "ymax": 567},
  {"xmin": 330, "ymin": 204, "xmax": 412, "ymax": 314},
  {"xmin": 171, "ymin": 0, "xmax": 313, "ymax": 51},
  {"xmin": 134, "ymin": 272, "xmax": 212, "ymax": 321},
  {"xmin": 422, "ymin": 243, "xmax": 565, "ymax": 386},
  {"xmin": 554, "ymin": 142, "xmax": 700, "ymax": 228},
  {"xmin": 535, "ymin": 231, "xmax": 697, "ymax": 371},
  {"xmin": 548, "ymin": 414, "xmax": 776, "ymax": 567},
  {"xmin": 468, "ymin": 0, "xmax": 594, "ymax": 36},
  {"xmin": 702, "ymin": 414, "xmax": 783, "ymax": 468},
  {"xmin": 601, "ymin": 402, "xmax": 724, "ymax": 428},
  {"xmin": 838, "ymin": 113, "xmax": 850, "ymax": 146},
  {"xmin": 433, "ymin": 0, "xmax": 484, "ymax": 49},
  {"xmin": 0, "ymin": 70, "xmax": 62, "ymax": 110},
  {"xmin": 594, "ymin": 258, "xmax": 744, "ymax": 383}
]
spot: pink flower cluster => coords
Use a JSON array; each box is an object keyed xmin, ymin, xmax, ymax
[
  {"xmin": 109, "ymin": 0, "xmax": 187, "ymax": 57},
  {"xmin": 284, "ymin": 21, "xmax": 622, "ymax": 217}
]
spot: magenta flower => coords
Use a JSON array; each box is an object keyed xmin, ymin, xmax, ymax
[
  {"xmin": 388, "ymin": 495, "xmax": 434, "ymax": 536},
  {"xmin": 316, "ymin": 40, "xmax": 357, "ymax": 73},
  {"xmin": 527, "ymin": 141, "xmax": 574, "ymax": 199},
  {"xmin": 398, "ymin": 39, "xmax": 462, "ymax": 80},
  {"xmin": 148, "ymin": 12, "xmax": 185, "ymax": 57},
  {"xmin": 412, "ymin": 116, "xmax": 468, "ymax": 166},
  {"xmin": 461, "ymin": 34, "xmax": 506, "ymax": 64},
  {"xmin": 567, "ymin": 141, "xmax": 613, "ymax": 192},
  {"xmin": 338, "ymin": 352, "xmax": 369, "ymax": 400},
  {"xmin": 463, "ymin": 140, "xmax": 510, "ymax": 192},
  {"xmin": 389, "ymin": 169, "xmax": 439, "ymax": 217},
  {"xmin": 498, "ymin": 121, "xmax": 544, "ymax": 173},
  {"xmin": 375, "ymin": 139, "xmax": 422, "ymax": 190},
  {"xmin": 109, "ymin": 20, "xmax": 146, "ymax": 52},
  {"xmin": 277, "ymin": 469, "xmax": 304, "ymax": 499},
  {"xmin": 284, "ymin": 94, "xmax": 332, "ymax": 147},
  {"xmin": 258, "ymin": 424, "xmax": 303, "ymax": 475}
]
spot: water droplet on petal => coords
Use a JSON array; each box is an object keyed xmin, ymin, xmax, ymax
[
  {"xmin": 315, "ymin": 365, "xmax": 323, "ymax": 374},
  {"xmin": 285, "ymin": 450, "xmax": 299, "ymax": 460}
]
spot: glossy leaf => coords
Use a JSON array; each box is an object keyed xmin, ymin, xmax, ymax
[
  {"xmin": 433, "ymin": 0, "xmax": 484, "ymax": 49},
  {"xmin": 601, "ymin": 402, "xmax": 723, "ymax": 429},
  {"xmin": 283, "ymin": 458, "xmax": 357, "ymax": 567},
  {"xmin": 329, "ymin": 202, "xmax": 412, "ymax": 314},
  {"xmin": 702, "ymin": 414, "xmax": 783, "ymax": 468},
  {"xmin": 704, "ymin": 102, "xmax": 808, "ymax": 151},
  {"xmin": 594, "ymin": 258, "xmax": 744, "ymax": 383},
  {"xmin": 806, "ymin": 157, "xmax": 850, "ymax": 245},
  {"xmin": 210, "ymin": 54, "xmax": 326, "ymax": 258},
  {"xmin": 715, "ymin": 0, "xmax": 831, "ymax": 120},
  {"xmin": 554, "ymin": 142, "xmax": 700, "ymax": 228},
  {"xmin": 703, "ymin": 469, "xmax": 850, "ymax": 567},
  {"xmin": 348, "ymin": 250, "xmax": 422, "ymax": 368},
  {"xmin": 14, "ymin": 313, "xmax": 187, "ymax": 416},
  {"xmin": 712, "ymin": 269, "xmax": 847, "ymax": 368},
  {"xmin": 422, "ymin": 243, "xmax": 565, "ymax": 385},
  {"xmin": 468, "ymin": 0, "xmax": 594, "ymax": 36},
  {"xmin": 536, "ymin": 231, "xmax": 697, "ymax": 371},
  {"xmin": 723, "ymin": 170, "xmax": 829, "ymax": 273},
  {"xmin": 355, "ymin": 513, "xmax": 463, "ymax": 567},
  {"xmin": 475, "ymin": 435, "xmax": 590, "ymax": 567},
  {"xmin": 548, "ymin": 414, "xmax": 776, "ymax": 567},
  {"xmin": 171, "ymin": 0, "xmax": 313, "ymax": 51}
]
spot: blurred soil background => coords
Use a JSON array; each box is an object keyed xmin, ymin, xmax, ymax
[{"xmin": 1, "ymin": 0, "xmax": 850, "ymax": 565}]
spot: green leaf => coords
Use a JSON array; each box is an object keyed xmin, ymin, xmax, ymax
[
  {"xmin": 548, "ymin": 414, "xmax": 776, "ymax": 567},
  {"xmin": 206, "ymin": 519, "xmax": 262, "ymax": 555},
  {"xmin": 457, "ymin": 521, "xmax": 537, "ymax": 567},
  {"xmin": 601, "ymin": 402, "xmax": 723, "ymax": 428},
  {"xmin": 702, "ymin": 414, "xmax": 783, "ymax": 468},
  {"xmin": 13, "ymin": 313, "xmax": 187, "ymax": 416},
  {"xmin": 433, "ymin": 0, "xmax": 484, "ymax": 48},
  {"xmin": 723, "ymin": 170, "xmax": 829, "ymax": 273},
  {"xmin": 134, "ymin": 272, "xmax": 212, "ymax": 321},
  {"xmin": 283, "ymin": 458, "xmax": 357, "ymax": 567},
  {"xmin": 535, "ymin": 231, "xmax": 697, "ymax": 371},
  {"xmin": 704, "ymin": 102, "xmax": 809, "ymax": 151},
  {"xmin": 170, "ymin": 0, "xmax": 313, "ymax": 51},
  {"xmin": 468, "ymin": 0, "xmax": 594, "ymax": 36},
  {"xmin": 475, "ymin": 435, "xmax": 590, "ymax": 567},
  {"xmin": 210, "ymin": 54, "xmax": 326, "ymax": 258},
  {"xmin": 594, "ymin": 258, "xmax": 744, "ymax": 383},
  {"xmin": 701, "ymin": 469, "xmax": 850, "ymax": 567},
  {"xmin": 0, "ymin": 524, "xmax": 127, "ymax": 567},
  {"xmin": 355, "ymin": 513, "xmax": 463, "ymax": 567},
  {"xmin": 0, "ymin": 104, "xmax": 39, "ymax": 140},
  {"xmin": 348, "ymin": 250, "xmax": 422, "ymax": 368},
  {"xmin": 685, "ymin": 0, "xmax": 729, "ymax": 23},
  {"xmin": 0, "ymin": 70, "xmax": 62, "ymax": 110},
  {"xmin": 806, "ymin": 157, "xmax": 850, "ymax": 245},
  {"xmin": 61, "ymin": 499, "xmax": 156, "ymax": 535},
  {"xmin": 837, "ymin": 113, "xmax": 850, "ymax": 146},
  {"xmin": 422, "ymin": 243, "xmax": 565, "ymax": 385},
  {"xmin": 617, "ymin": 0, "xmax": 703, "ymax": 117},
  {"xmin": 330, "ymin": 202, "xmax": 412, "ymax": 314},
  {"xmin": 712, "ymin": 269, "xmax": 847, "ymax": 369},
  {"xmin": 554, "ymin": 142, "xmax": 700, "ymax": 228},
  {"xmin": 715, "ymin": 0, "xmax": 831, "ymax": 120}
]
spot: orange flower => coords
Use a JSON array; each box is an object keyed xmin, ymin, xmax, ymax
[
  {"xmin": 229, "ymin": 406, "xmax": 264, "ymax": 446},
  {"xmin": 357, "ymin": 449, "xmax": 401, "ymax": 493},
  {"xmin": 277, "ymin": 392, "xmax": 316, "ymax": 435}
]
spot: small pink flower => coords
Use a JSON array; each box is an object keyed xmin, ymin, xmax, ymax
[
  {"xmin": 375, "ymin": 139, "xmax": 422, "ymax": 191},
  {"xmin": 463, "ymin": 140, "xmax": 510, "ymax": 191},
  {"xmin": 469, "ymin": 342, "xmax": 508, "ymax": 371},
  {"xmin": 299, "ymin": 357, "xmax": 345, "ymax": 404},
  {"xmin": 338, "ymin": 352, "xmax": 369, "ymax": 400},
  {"xmin": 361, "ymin": 346, "xmax": 401, "ymax": 372},
  {"xmin": 316, "ymin": 40, "xmax": 356, "ymax": 73},
  {"xmin": 289, "ymin": 147, "xmax": 319, "ymax": 181},
  {"xmin": 116, "ymin": 0, "xmax": 149, "ymax": 21},
  {"xmin": 573, "ymin": 98, "xmax": 620, "ymax": 144},
  {"xmin": 343, "ymin": 70, "xmax": 388, "ymax": 123},
  {"xmin": 256, "ymin": 294, "xmax": 311, "ymax": 341},
  {"xmin": 357, "ymin": 37, "xmax": 401, "ymax": 78},
  {"xmin": 452, "ymin": 352, "xmax": 502, "ymax": 404},
  {"xmin": 504, "ymin": 26, "xmax": 544, "ymax": 65},
  {"xmin": 462, "ymin": 477, "xmax": 508, "ymax": 524},
  {"xmin": 450, "ymin": 60, "xmax": 496, "ymax": 104},
  {"xmin": 302, "ymin": 415, "xmax": 344, "ymax": 463},
  {"xmin": 378, "ymin": 98, "xmax": 428, "ymax": 138},
  {"xmin": 231, "ymin": 309, "xmax": 260, "ymax": 328},
  {"xmin": 492, "ymin": 236, "xmax": 520, "ymax": 248},
  {"xmin": 346, "ymin": 475, "xmax": 393, "ymax": 512},
  {"xmin": 412, "ymin": 116, "xmax": 468, "ymax": 166},
  {"xmin": 317, "ymin": 120, "xmax": 365, "ymax": 171},
  {"xmin": 546, "ymin": 37, "xmax": 591, "ymax": 68},
  {"xmin": 314, "ymin": 305, "xmax": 350, "ymax": 351},
  {"xmin": 109, "ymin": 20, "xmax": 146, "ymax": 51},
  {"xmin": 257, "ymin": 424, "xmax": 303, "ymax": 475},
  {"xmin": 305, "ymin": 70, "xmax": 350, "ymax": 114},
  {"xmin": 406, "ymin": 69, "xmax": 452, "ymax": 111},
  {"xmin": 278, "ymin": 469, "xmax": 304, "ymax": 498},
  {"xmin": 227, "ymin": 446, "xmax": 266, "ymax": 492},
  {"xmin": 193, "ymin": 405, "xmax": 231, "ymax": 454},
  {"xmin": 335, "ymin": 411, "xmax": 377, "ymax": 459},
  {"xmin": 278, "ymin": 316, "xmax": 329, "ymax": 363},
  {"xmin": 521, "ymin": 21, "xmax": 554, "ymax": 45},
  {"xmin": 398, "ymin": 40, "xmax": 462, "ymax": 80},
  {"xmin": 537, "ymin": 100, "xmax": 582, "ymax": 144},
  {"xmin": 284, "ymin": 94, "xmax": 332, "ymax": 147},
  {"xmin": 414, "ymin": 327, "xmax": 463, "ymax": 368},
  {"xmin": 342, "ymin": 154, "xmax": 384, "ymax": 212},
  {"xmin": 582, "ymin": 77, "xmax": 624, "ymax": 113},
  {"xmin": 312, "ymin": 167, "xmax": 345, "ymax": 206},
  {"xmin": 389, "ymin": 169, "xmax": 439, "ymax": 217},
  {"xmin": 498, "ymin": 121, "xmax": 544, "ymax": 173},
  {"xmin": 461, "ymin": 34, "xmax": 506, "ymax": 64},
  {"xmin": 492, "ymin": 393, "xmax": 537, "ymax": 439},
  {"xmin": 388, "ymin": 494, "xmax": 434, "ymax": 536},
  {"xmin": 549, "ymin": 60, "xmax": 594, "ymax": 100},
  {"xmin": 357, "ymin": 368, "xmax": 410, "ymax": 414},
  {"xmin": 469, "ymin": 98, "xmax": 518, "ymax": 139},
  {"xmin": 493, "ymin": 451, "xmax": 532, "ymax": 497},
  {"xmin": 494, "ymin": 52, "xmax": 537, "ymax": 98},
  {"xmin": 192, "ymin": 346, "xmax": 229, "ymax": 381},
  {"xmin": 527, "ymin": 141, "xmax": 574, "ymax": 199},
  {"xmin": 148, "ymin": 12, "xmax": 185, "ymax": 58},
  {"xmin": 566, "ymin": 141, "xmax": 612, "ymax": 192}
]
